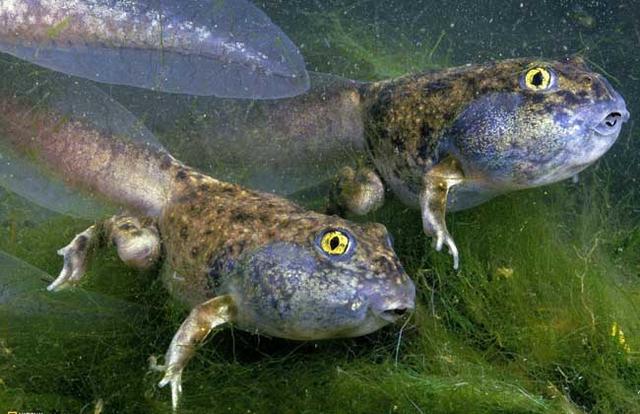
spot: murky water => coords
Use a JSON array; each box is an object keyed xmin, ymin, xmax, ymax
[{"xmin": 1, "ymin": 1, "xmax": 638, "ymax": 413}]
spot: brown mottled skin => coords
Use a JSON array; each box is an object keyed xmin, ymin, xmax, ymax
[
  {"xmin": 363, "ymin": 57, "xmax": 621, "ymax": 199},
  {"xmin": 160, "ymin": 163, "xmax": 408, "ymax": 309}
]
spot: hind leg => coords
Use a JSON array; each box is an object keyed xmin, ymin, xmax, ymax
[
  {"xmin": 106, "ymin": 216, "xmax": 161, "ymax": 270},
  {"xmin": 327, "ymin": 166, "xmax": 385, "ymax": 216},
  {"xmin": 47, "ymin": 215, "xmax": 161, "ymax": 291}
]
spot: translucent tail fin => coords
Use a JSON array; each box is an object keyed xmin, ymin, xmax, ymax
[{"xmin": 0, "ymin": 0, "xmax": 310, "ymax": 98}]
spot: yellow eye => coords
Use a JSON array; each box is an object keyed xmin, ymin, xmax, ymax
[
  {"xmin": 320, "ymin": 230, "xmax": 350, "ymax": 255},
  {"xmin": 524, "ymin": 67, "xmax": 553, "ymax": 90}
]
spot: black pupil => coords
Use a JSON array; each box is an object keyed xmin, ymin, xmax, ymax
[
  {"xmin": 330, "ymin": 236, "xmax": 340, "ymax": 250},
  {"xmin": 532, "ymin": 71, "xmax": 544, "ymax": 86}
]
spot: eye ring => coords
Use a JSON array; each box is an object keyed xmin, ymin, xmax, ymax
[
  {"xmin": 317, "ymin": 229, "xmax": 354, "ymax": 258},
  {"xmin": 522, "ymin": 67, "xmax": 555, "ymax": 91}
]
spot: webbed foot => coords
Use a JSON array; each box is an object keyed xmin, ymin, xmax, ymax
[
  {"xmin": 47, "ymin": 225, "xmax": 96, "ymax": 291},
  {"xmin": 153, "ymin": 295, "xmax": 235, "ymax": 411},
  {"xmin": 328, "ymin": 166, "xmax": 384, "ymax": 216},
  {"xmin": 420, "ymin": 157, "xmax": 465, "ymax": 269}
]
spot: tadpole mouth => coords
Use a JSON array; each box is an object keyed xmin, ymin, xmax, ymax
[
  {"xmin": 378, "ymin": 305, "xmax": 414, "ymax": 322},
  {"xmin": 593, "ymin": 109, "xmax": 630, "ymax": 136}
]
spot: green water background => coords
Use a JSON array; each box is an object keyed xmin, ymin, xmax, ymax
[{"xmin": 1, "ymin": 0, "xmax": 639, "ymax": 412}]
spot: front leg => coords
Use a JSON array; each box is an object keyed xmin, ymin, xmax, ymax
[
  {"xmin": 47, "ymin": 215, "xmax": 161, "ymax": 291},
  {"xmin": 420, "ymin": 157, "xmax": 465, "ymax": 269},
  {"xmin": 150, "ymin": 295, "xmax": 236, "ymax": 412}
]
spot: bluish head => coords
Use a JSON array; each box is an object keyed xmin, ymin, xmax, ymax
[
  {"xmin": 445, "ymin": 57, "xmax": 629, "ymax": 188},
  {"xmin": 224, "ymin": 217, "xmax": 415, "ymax": 340}
]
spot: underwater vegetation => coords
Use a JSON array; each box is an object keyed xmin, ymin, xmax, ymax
[{"xmin": 2, "ymin": 0, "xmax": 640, "ymax": 413}]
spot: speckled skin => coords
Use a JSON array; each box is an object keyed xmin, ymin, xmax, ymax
[{"xmin": 160, "ymin": 163, "xmax": 413, "ymax": 339}]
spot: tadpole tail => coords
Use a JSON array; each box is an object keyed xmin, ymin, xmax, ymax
[
  {"xmin": 0, "ymin": 57, "xmax": 175, "ymax": 218},
  {"xmin": 0, "ymin": 0, "xmax": 309, "ymax": 99}
]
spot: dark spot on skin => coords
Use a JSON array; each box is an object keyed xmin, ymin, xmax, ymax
[
  {"xmin": 199, "ymin": 184, "xmax": 210, "ymax": 191},
  {"xmin": 442, "ymin": 109, "xmax": 456, "ymax": 123},
  {"xmin": 229, "ymin": 240, "xmax": 247, "ymax": 256},
  {"xmin": 542, "ymin": 102, "xmax": 558, "ymax": 115},
  {"xmin": 592, "ymin": 79, "xmax": 608, "ymax": 99},
  {"xmin": 418, "ymin": 124, "xmax": 434, "ymax": 160},
  {"xmin": 530, "ymin": 93, "xmax": 546, "ymax": 104},
  {"xmin": 373, "ymin": 256, "xmax": 396, "ymax": 276},
  {"xmin": 76, "ymin": 235, "xmax": 87, "ymax": 251},
  {"xmin": 464, "ymin": 76, "xmax": 479, "ymax": 91},
  {"xmin": 176, "ymin": 170, "xmax": 187, "ymax": 180},
  {"xmin": 391, "ymin": 134, "xmax": 406, "ymax": 154},
  {"xmin": 118, "ymin": 222, "xmax": 135, "ymax": 231},
  {"xmin": 556, "ymin": 90, "xmax": 584, "ymax": 106},
  {"xmin": 176, "ymin": 192, "xmax": 197, "ymax": 204},
  {"xmin": 191, "ymin": 247, "xmax": 199, "ymax": 258},
  {"xmin": 553, "ymin": 109, "xmax": 573, "ymax": 126},
  {"xmin": 179, "ymin": 226, "xmax": 188, "ymax": 240},
  {"xmin": 207, "ymin": 252, "xmax": 236, "ymax": 292},
  {"xmin": 160, "ymin": 155, "xmax": 172, "ymax": 170},
  {"xmin": 425, "ymin": 81, "xmax": 449, "ymax": 92},
  {"xmin": 232, "ymin": 210, "xmax": 253, "ymax": 222},
  {"xmin": 207, "ymin": 258, "xmax": 223, "ymax": 290},
  {"xmin": 131, "ymin": 230, "xmax": 142, "ymax": 237}
]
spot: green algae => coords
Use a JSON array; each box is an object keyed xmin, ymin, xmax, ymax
[
  {"xmin": 2, "ymin": 164, "xmax": 638, "ymax": 413},
  {"xmin": 290, "ymin": 11, "xmax": 451, "ymax": 81},
  {"xmin": 1, "ymin": 1, "xmax": 640, "ymax": 413}
]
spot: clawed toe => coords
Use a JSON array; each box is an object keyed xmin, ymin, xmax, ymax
[
  {"xmin": 432, "ymin": 232, "xmax": 460, "ymax": 270},
  {"xmin": 148, "ymin": 355, "xmax": 166, "ymax": 372},
  {"xmin": 149, "ymin": 355, "xmax": 183, "ymax": 412}
]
